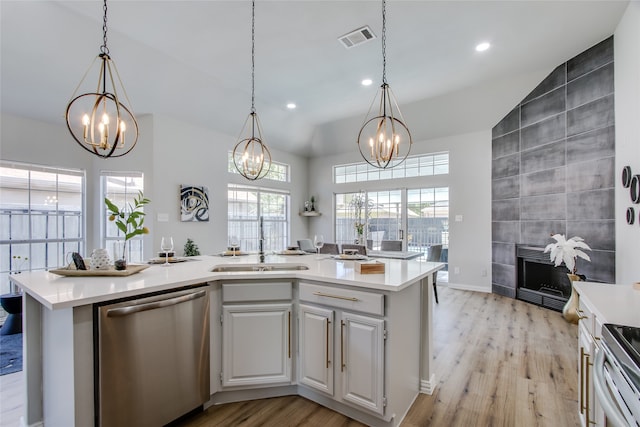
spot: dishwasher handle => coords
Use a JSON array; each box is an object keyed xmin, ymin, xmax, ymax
[
  {"xmin": 106, "ymin": 289, "xmax": 207, "ymax": 317},
  {"xmin": 593, "ymin": 346, "xmax": 630, "ymax": 427}
]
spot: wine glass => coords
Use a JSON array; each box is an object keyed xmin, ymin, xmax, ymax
[
  {"xmin": 229, "ymin": 236, "xmax": 240, "ymax": 257},
  {"xmin": 160, "ymin": 237, "xmax": 174, "ymax": 266},
  {"xmin": 313, "ymin": 234, "xmax": 324, "ymax": 258}
]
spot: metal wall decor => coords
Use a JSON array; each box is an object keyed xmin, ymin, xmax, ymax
[
  {"xmin": 65, "ymin": 0, "xmax": 138, "ymax": 158},
  {"xmin": 622, "ymin": 165, "xmax": 640, "ymax": 225},
  {"xmin": 180, "ymin": 185, "xmax": 209, "ymax": 222},
  {"xmin": 232, "ymin": 0, "xmax": 272, "ymax": 180},
  {"xmin": 356, "ymin": 0, "xmax": 412, "ymax": 169}
]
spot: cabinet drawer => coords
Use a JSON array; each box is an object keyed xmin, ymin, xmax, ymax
[
  {"xmin": 578, "ymin": 298, "xmax": 594, "ymax": 336},
  {"xmin": 299, "ymin": 282, "xmax": 384, "ymax": 316},
  {"xmin": 222, "ymin": 282, "xmax": 292, "ymax": 302}
]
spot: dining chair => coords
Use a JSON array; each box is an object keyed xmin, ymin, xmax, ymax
[
  {"xmin": 297, "ymin": 239, "xmax": 316, "ymax": 253},
  {"xmin": 380, "ymin": 240, "xmax": 402, "ymax": 251},
  {"xmin": 319, "ymin": 243, "xmax": 340, "ymax": 255},
  {"xmin": 341, "ymin": 244, "xmax": 367, "ymax": 255},
  {"xmin": 427, "ymin": 244, "xmax": 443, "ymax": 304}
]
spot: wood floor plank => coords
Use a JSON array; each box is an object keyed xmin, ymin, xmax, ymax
[{"xmin": 0, "ymin": 286, "xmax": 580, "ymax": 427}]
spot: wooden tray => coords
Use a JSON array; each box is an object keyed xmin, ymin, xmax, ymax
[{"xmin": 49, "ymin": 264, "xmax": 150, "ymax": 277}]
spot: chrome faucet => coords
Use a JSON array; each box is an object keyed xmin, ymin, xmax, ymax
[{"xmin": 259, "ymin": 215, "xmax": 265, "ymax": 263}]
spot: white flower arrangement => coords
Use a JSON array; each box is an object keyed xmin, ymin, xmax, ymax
[{"xmin": 543, "ymin": 234, "xmax": 591, "ymax": 274}]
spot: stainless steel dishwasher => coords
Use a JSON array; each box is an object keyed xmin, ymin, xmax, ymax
[{"xmin": 96, "ymin": 286, "xmax": 210, "ymax": 427}]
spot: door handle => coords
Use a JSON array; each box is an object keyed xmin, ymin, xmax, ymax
[
  {"xmin": 399, "ymin": 229, "xmax": 404, "ymax": 240},
  {"xmin": 106, "ymin": 290, "xmax": 207, "ymax": 317}
]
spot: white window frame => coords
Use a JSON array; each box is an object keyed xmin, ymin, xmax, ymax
[
  {"xmin": 0, "ymin": 161, "xmax": 85, "ymax": 293},
  {"xmin": 101, "ymin": 171, "xmax": 145, "ymax": 263},
  {"xmin": 228, "ymin": 184, "xmax": 290, "ymax": 252},
  {"xmin": 333, "ymin": 152, "xmax": 449, "ymax": 184}
]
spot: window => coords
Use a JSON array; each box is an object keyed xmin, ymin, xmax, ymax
[
  {"xmin": 0, "ymin": 161, "xmax": 85, "ymax": 295},
  {"xmin": 227, "ymin": 152, "xmax": 290, "ymax": 182},
  {"xmin": 407, "ymin": 187, "xmax": 449, "ymax": 249},
  {"xmin": 334, "ymin": 152, "xmax": 449, "ymax": 183},
  {"xmin": 101, "ymin": 172, "xmax": 145, "ymax": 263},
  {"xmin": 228, "ymin": 184, "xmax": 289, "ymax": 252}
]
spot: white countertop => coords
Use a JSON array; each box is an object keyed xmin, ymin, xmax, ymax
[
  {"xmin": 10, "ymin": 254, "xmax": 444, "ymax": 310},
  {"xmin": 574, "ymin": 281, "xmax": 640, "ymax": 328}
]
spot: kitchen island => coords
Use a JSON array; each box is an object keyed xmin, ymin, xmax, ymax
[{"xmin": 12, "ymin": 254, "xmax": 443, "ymax": 427}]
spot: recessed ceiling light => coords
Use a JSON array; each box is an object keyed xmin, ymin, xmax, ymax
[
  {"xmin": 475, "ymin": 42, "xmax": 491, "ymax": 52},
  {"xmin": 361, "ymin": 78, "xmax": 373, "ymax": 86},
  {"xmin": 286, "ymin": 103, "xmax": 296, "ymax": 109}
]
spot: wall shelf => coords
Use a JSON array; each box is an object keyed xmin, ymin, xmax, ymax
[{"xmin": 299, "ymin": 211, "xmax": 321, "ymax": 217}]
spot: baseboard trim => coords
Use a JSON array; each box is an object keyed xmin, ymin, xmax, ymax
[
  {"xmin": 420, "ymin": 374, "xmax": 437, "ymax": 395},
  {"xmin": 444, "ymin": 282, "xmax": 491, "ymax": 293}
]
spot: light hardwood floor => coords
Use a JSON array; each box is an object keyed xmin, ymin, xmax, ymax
[
  {"xmin": 0, "ymin": 286, "xmax": 580, "ymax": 427},
  {"xmin": 179, "ymin": 286, "xmax": 579, "ymax": 427}
]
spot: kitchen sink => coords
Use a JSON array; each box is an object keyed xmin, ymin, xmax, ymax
[{"xmin": 211, "ymin": 263, "xmax": 309, "ymax": 272}]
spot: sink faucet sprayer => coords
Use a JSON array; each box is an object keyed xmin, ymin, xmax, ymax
[{"xmin": 259, "ymin": 215, "xmax": 265, "ymax": 263}]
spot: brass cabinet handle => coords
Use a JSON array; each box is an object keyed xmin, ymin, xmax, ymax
[
  {"xmin": 313, "ymin": 292, "xmax": 359, "ymax": 302},
  {"xmin": 341, "ymin": 320, "xmax": 346, "ymax": 372},
  {"xmin": 586, "ymin": 353, "xmax": 593, "ymax": 425},
  {"xmin": 326, "ymin": 319, "xmax": 331, "ymax": 368},
  {"xmin": 580, "ymin": 346, "xmax": 585, "ymax": 414},
  {"xmin": 576, "ymin": 309, "xmax": 589, "ymax": 321}
]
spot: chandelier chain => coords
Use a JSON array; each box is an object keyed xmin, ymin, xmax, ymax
[
  {"xmin": 100, "ymin": 0, "xmax": 109, "ymax": 55},
  {"xmin": 382, "ymin": 0, "xmax": 387, "ymax": 84},
  {"xmin": 251, "ymin": 0, "xmax": 256, "ymax": 113}
]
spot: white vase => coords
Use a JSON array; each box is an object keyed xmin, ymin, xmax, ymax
[{"xmin": 90, "ymin": 248, "xmax": 112, "ymax": 270}]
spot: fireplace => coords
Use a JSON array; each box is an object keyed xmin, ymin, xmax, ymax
[{"xmin": 516, "ymin": 245, "xmax": 571, "ymax": 312}]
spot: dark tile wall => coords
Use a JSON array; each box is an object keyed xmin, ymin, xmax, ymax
[{"xmin": 491, "ymin": 36, "xmax": 615, "ymax": 297}]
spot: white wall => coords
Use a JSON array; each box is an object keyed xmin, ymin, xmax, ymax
[
  {"xmin": 149, "ymin": 114, "xmax": 309, "ymax": 256},
  {"xmin": 0, "ymin": 112, "xmax": 309, "ymax": 260},
  {"xmin": 307, "ymin": 130, "xmax": 492, "ymax": 293},
  {"xmin": 615, "ymin": 1, "xmax": 640, "ymax": 285}
]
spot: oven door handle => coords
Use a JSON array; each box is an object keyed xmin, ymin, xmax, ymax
[{"xmin": 593, "ymin": 348, "xmax": 631, "ymax": 427}]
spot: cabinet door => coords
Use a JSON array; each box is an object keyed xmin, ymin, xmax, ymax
[
  {"xmin": 299, "ymin": 304, "xmax": 334, "ymax": 395},
  {"xmin": 340, "ymin": 312, "xmax": 385, "ymax": 415},
  {"xmin": 222, "ymin": 303, "xmax": 292, "ymax": 387}
]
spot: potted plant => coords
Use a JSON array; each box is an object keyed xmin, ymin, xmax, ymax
[
  {"xmin": 184, "ymin": 238, "xmax": 201, "ymax": 257},
  {"xmin": 105, "ymin": 191, "xmax": 150, "ymax": 270},
  {"xmin": 544, "ymin": 234, "xmax": 591, "ymax": 323}
]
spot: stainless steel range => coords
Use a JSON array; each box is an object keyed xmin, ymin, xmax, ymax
[{"xmin": 594, "ymin": 324, "xmax": 640, "ymax": 427}]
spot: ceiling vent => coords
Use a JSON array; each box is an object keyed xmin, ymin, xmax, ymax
[{"xmin": 338, "ymin": 26, "xmax": 376, "ymax": 49}]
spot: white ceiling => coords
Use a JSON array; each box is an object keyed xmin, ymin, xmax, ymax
[{"xmin": 0, "ymin": 1, "xmax": 629, "ymax": 158}]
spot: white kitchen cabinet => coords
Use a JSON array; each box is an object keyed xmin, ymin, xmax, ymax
[
  {"xmin": 299, "ymin": 304, "xmax": 334, "ymax": 395},
  {"xmin": 340, "ymin": 311, "xmax": 385, "ymax": 415},
  {"xmin": 298, "ymin": 283, "xmax": 386, "ymax": 416},
  {"xmin": 220, "ymin": 281, "xmax": 293, "ymax": 388},
  {"xmin": 222, "ymin": 303, "xmax": 292, "ymax": 387}
]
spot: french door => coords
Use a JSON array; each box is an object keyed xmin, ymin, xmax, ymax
[{"xmin": 334, "ymin": 188, "xmax": 449, "ymax": 265}]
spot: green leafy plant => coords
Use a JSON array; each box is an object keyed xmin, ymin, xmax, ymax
[
  {"xmin": 184, "ymin": 238, "xmax": 201, "ymax": 256},
  {"xmin": 544, "ymin": 234, "xmax": 591, "ymax": 274},
  {"xmin": 105, "ymin": 191, "xmax": 150, "ymax": 260}
]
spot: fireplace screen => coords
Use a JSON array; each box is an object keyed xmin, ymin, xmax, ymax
[{"xmin": 516, "ymin": 245, "xmax": 570, "ymax": 312}]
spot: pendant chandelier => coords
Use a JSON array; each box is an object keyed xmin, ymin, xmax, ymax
[
  {"xmin": 65, "ymin": 0, "xmax": 138, "ymax": 158},
  {"xmin": 357, "ymin": 0, "xmax": 412, "ymax": 169},
  {"xmin": 232, "ymin": 0, "xmax": 272, "ymax": 181}
]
